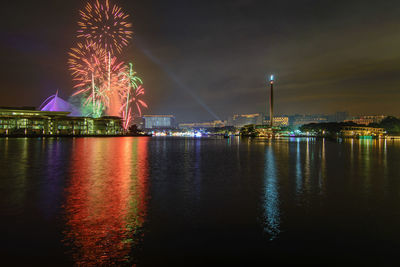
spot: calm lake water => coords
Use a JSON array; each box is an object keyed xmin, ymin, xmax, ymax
[{"xmin": 1, "ymin": 137, "xmax": 400, "ymax": 266}]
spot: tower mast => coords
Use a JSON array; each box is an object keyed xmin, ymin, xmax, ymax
[{"xmin": 269, "ymin": 75, "xmax": 274, "ymax": 128}]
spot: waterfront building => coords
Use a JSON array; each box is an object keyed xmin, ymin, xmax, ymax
[
  {"xmin": 0, "ymin": 107, "xmax": 124, "ymax": 136},
  {"xmin": 264, "ymin": 116, "xmax": 289, "ymax": 127},
  {"xmin": 346, "ymin": 115, "xmax": 386, "ymax": 126},
  {"xmin": 341, "ymin": 126, "xmax": 385, "ymax": 137},
  {"xmin": 240, "ymin": 124, "xmax": 287, "ymax": 137},
  {"xmin": 40, "ymin": 92, "xmax": 81, "ymax": 116},
  {"xmin": 227, "ymin": 113, "xmax": 288, "ymax": 129},
  {"xmin": 255, "ymin": 125, "xmax": 276, "ymax": 137},
  {"xmin": 143, "ymin": 115, "xmax": 176, "ymax": 129},
  {"xmin": 179, "ymin": 120, "xmax": 226, "ymax": 129}
]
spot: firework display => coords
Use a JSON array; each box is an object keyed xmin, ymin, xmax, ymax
[
  {"xmin": 119, "ymin": 63, "xmax": 148, "ymax": 128},
  {"xmin": 77, "ymin": 0, "xmax": 133, "ymax": 54},
  {"xmin": 68, "ymin": 41, "xmax": 104, "ymax": 117},
  {"xmin": 69, "ymin": 0, "xmax": 147, "ymax": 128}
]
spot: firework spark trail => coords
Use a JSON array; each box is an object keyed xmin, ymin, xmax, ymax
[{"xmin": 118, "ymin": 63, "xmax": 147, "ymax": 128}]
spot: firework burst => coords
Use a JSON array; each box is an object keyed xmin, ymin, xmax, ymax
[
  {"xmin": 77, "ymin": 0, "xmax": 133, "ymax": 54},
  {"xmin": 68, "ymin": 40, "xmax": 126, "ymax": 117},
  {"xmin": 68, "ymin": 41, "xmax": 105, "ymax": 91}
]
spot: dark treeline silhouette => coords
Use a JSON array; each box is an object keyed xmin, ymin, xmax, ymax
[
  {"xmin": 367, "ymin": 116, "xmax": 400, "ymax": 134},
  {"xmin": 300, "ymin": 116, "xmax": 400, "ymax": 135}
]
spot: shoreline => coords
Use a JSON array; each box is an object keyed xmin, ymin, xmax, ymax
[
  {"xmin": 1, "ymin": 134, "xmax": 399, "ymax": 140},
  {"xmin": 0, "ymin": 134, "xmax": 151, "ymax": 138}
]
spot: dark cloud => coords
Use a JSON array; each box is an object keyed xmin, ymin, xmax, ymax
[{"xmin": 1, "ymin": 0, "xmax": 400, "ymax": 122}]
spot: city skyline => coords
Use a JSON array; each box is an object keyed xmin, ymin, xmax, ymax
[
  {"xmin": 2, "ymin": 1, "xmax": 400, "ymax": 265},
  {"xmin": 1, "ymin": 0, "xmax": 400, "ymax": 122}
]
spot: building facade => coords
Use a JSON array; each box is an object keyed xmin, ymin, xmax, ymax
[
  {"xmin": 331, "ymin": 111, "xmax": 349, "ymax": 122},
  {"xmin": 0, "ymin": 108, "xmax": 124, "ymax": 136},
  {"xmin": 142, "ymin": 115, "xmax": 176, "ymax": 129},
  {"xmin": 227, "ymin": 114, "xmax": 263, "ymax": 128},
  {"xmin": 179, "ymin": 120, "xmax": 226, "ymax": 129},
  {"xmin": 346, "ymin": 115, "xmax": 386, "ymax": 126},
  {"xmin": 264, "ymin": 116, "xmax": 289, "ymax": 127},
  {"xmin": 288, "ymin": 114, "xmax": 329, "ymax": 126},
  {"xmin": 341, "ymin": 126, "xmax": 385, "ymax": 137}
]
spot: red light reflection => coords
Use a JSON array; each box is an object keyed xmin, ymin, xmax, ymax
[{"xmin": 63, "ymin": 137, "xmax": 149, "ymax": 266}]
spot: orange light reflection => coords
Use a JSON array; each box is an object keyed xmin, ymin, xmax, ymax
[{"xmin": 63, "ymin": 137, "xmax": 149, "ymax": 266}]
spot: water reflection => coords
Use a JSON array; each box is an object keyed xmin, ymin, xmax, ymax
[
  {"xmin": 0, "ymin": 138, "xmax": 29, "ymax": 214},
  {"xmin": 3, "ymin": 137, "xmax": 400, "ymax": 264},
  {"xmin": 182, "ymin": 138, "xmax": 202, "ymax": 209},
  {"xmin": 63, "ymin": 137, "xmax": 149, "ymax": 266},
  {"xmin": 295, "ymin": 139, "xmax": 303, "ymax": 196},
  {"xmin": 40, "ymin": 139, "xmax": 66, "ymax": 219},
  {"xmin": 319, "ymin": 138, "xmax": 327, "ymax": 194},
  {"xmin": 263, "ymin": 143, "xmax": 280, "ymax": 240},
  {"xmin": 304, "ymin": 138, "xmax": 311, "ymax": 193}
]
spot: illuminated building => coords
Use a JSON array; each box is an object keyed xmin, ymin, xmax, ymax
[
  {"xmin": 264, "ymin": 116, "xmax": 289, "ymax": 127},
  {"xmin": 0, "ymin": 107, "xmax": 124, "ymax": 136},
  {"xmin": 179, "ymin": 120, "xmax": 226, "ymax": 129},
  {"xmin": 40, "ymin": 92, "xmax": 81, "ymax": 116},
  {"xmin": 287, "ymin": 112, "xmax": 350, "ymax": 126},
  {"xmin": 346, "ymin": 115, "xmax": 386, "ymax": 125},
  {"xmin": 341, "ymin": 126, "xmax": 385, "ymax": 137},
  {"xmin": 142, "ymin": 115, "xmax": 176, "ymax": 129},
  {"xmin": 227, "ymin": 114, "xmax": 263, "ymax": 128},
  {"xmin": 289, "ymin": 114, "xmax": 328, "ymax": 126}
]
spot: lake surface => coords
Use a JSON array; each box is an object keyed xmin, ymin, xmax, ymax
[{"xmin": 1, "ymin": 137, "xmax": 400, "ymax": 265}]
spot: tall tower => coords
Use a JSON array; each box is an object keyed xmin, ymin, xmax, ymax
[{"xmin": 269, "ymin": 74, "xmax": 274, "ymax": 128}]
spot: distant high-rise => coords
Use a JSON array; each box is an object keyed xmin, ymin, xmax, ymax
[{"xmin": 334, "ymin": 111, "xmax": 349, "ymax": 122}]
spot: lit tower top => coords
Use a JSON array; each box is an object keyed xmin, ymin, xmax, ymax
[{"xmin": 269, "ymin": 75, "xmax": 274, "ymax": 84}]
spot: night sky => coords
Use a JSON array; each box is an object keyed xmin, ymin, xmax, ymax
[{"xmin": 1, "ymin": 0, "xmax": 400, "ymax": 122}]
